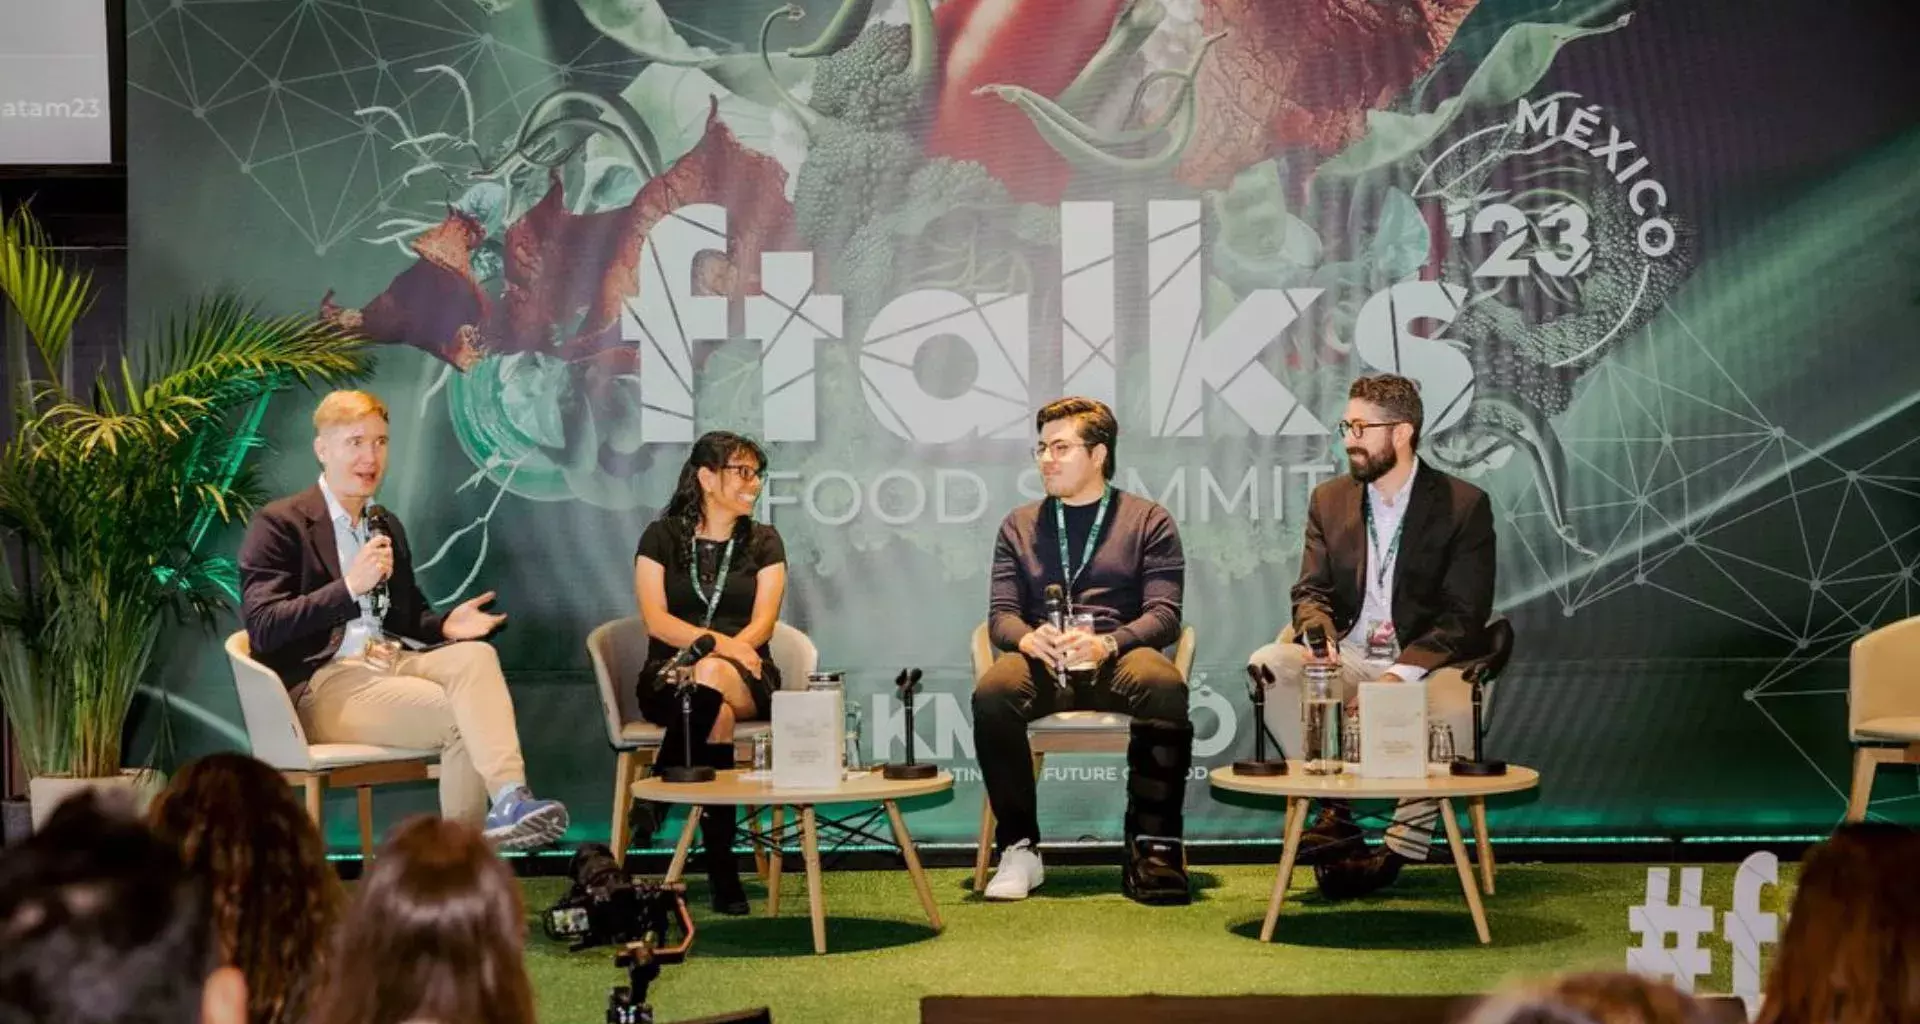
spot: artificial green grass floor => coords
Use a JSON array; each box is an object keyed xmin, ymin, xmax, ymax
[{"xmin": 521, "ymin": 860, "xmax": 1795, "ymax": 1024}]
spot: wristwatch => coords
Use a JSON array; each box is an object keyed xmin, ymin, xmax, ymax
[{"xmin": 1100, "ymin": 635, "xmax": 1120, "ymax": 659}]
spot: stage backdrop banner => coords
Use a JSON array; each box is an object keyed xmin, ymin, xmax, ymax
[{"xmin": 125, "ymin": 0, "xmax": 1920, "ymax": 847}]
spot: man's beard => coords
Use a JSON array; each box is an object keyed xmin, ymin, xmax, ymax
[{"xmin": 1347, "ymin": 446, "xmax": 1396, "ymax": 483}]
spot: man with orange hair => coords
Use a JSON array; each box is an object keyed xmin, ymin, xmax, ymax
[{"xmin": 238, "ymin": 390, "xmax": 567, "ymax": 850}]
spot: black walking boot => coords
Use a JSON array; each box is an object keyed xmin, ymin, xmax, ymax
[{"xmin": 1121, "ymin": 718, "xmax": 1195, "ymax": 906}]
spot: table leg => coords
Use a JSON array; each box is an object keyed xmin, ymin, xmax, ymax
[
  {"xmin": 1470, "ymin": 797, "xmax": 1495, "ymax": 895},
  {"xmin": 1440, "ymin": 798, "xmax": 1491, "ymax": 944},
  {"xmin": 665, "ymin": 807, "xmax": 703, "ymax": 884},
  {"xmin": 1259, "ymin": 797, "xmax": 1310, "ymax": 943},
  {"xmin": 749, "ymin": 805, "xmax": 768, "ymax": 879},
  {"xmin": 885, "ymin": 800, "xmax": 942, "ymax": 932},
  {"xmin": 767, "ymin": 805, "xmax": 785, "ymax": 917},
  {"xmin": 801, "ymin": 805, "xmax": 826, "ymax": 954}
]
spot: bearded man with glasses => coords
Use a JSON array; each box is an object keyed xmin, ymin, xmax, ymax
[
  {"xmin": 1247, "ymin": 373, "xmax": 1498, "ymax": 899},
  {"xmin": 972, "ymin": 397, "xmax": 1194, "ymax": 905}
]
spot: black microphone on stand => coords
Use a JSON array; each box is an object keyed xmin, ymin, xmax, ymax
[
  {"xmin": 658, "ymin": 634, "xmax": 719, "ymax": 784},
  {"xmin": 1043, "ymin": 584, "xmax": 1068, "ymax": 690},
  {"xmin": 1232, "ymin": 662, "xmax": 1287, "ymax": 776},
  {"xmin": 884, "ymin": 668, "xmax": 938, "ymax": 780}
]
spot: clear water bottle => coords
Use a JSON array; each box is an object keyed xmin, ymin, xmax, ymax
[
  {"xmin": 1302, "ymin": 664, "xmax": 1344, "ymax": 775},
  {"xmin": 1344, "ymin": 709, "xmax": 1362, "ymax": 768},
  {"xmin": 752, "ymin": 731, "xmax": 771, "ymax": 774},
  {"xmin": 844, "ymin": 703, "xmax": 865, "ymax": 772}
]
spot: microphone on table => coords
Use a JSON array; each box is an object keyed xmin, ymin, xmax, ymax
[
  {"xmin": 884, "ymin": 668, "xmax": 938, "ymax": 780},
  {"xmin": 1232, "ymin": 662, "xmax": 1286, "ymax": 776},
  {"xmin": 1043, "ymin": 584, "xmax": 1068, "ymax": 689},
  {"xmin": 659, "ymin": 633, "xmax": 719, "ymax": 784}
]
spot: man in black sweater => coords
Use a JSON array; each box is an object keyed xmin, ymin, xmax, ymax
[{"xmin": 974, "ymin": 397, "xmax": 1193, "ymax": 905}]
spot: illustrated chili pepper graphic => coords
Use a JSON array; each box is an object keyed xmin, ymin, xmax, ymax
[{"xmin": 924, "ymin": 0, "xmax": 1146, "ymax": 203}]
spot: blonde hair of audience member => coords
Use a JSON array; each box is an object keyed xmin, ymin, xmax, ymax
[
  {"xmin": 310, "ymin": 816, "xmax": 536, "ymax": 1024},
  {"xmin": 148, "ymin": 753, "xmax": 344, "ymax": 1024},
  {"xmin": 1464, "ymin": 971, "xmax": 1718, "ymax": 1024},
  {"xmin": 1757, "ymin": 822, "xmax": 1920, "ymax": 1024}
]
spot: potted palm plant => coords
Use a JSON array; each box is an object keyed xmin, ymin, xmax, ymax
[{"xmin": 0, "ymin": 207, "xmax": 368, "ymax": 828}]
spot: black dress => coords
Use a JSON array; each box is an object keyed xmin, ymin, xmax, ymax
[{"xmin": 633, "ymin": 517, "xmax": 785, "ymax": 724}]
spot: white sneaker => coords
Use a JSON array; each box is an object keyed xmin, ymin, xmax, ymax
[{"xmin": 983, "ymin": 840, "xmax": 1045, "ymax": 901}]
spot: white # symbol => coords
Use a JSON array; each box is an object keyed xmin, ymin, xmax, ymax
[{"xmin": 1627, "ymin": 866, "xmax": 1714, "ymax": 993}]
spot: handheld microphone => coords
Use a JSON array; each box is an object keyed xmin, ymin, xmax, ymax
[
  {"xmin": 658, "ymin": 634, "xmax": 721, "ymax": 784},
  {"xmin": 1303, "ymin": 623, "xmax": 1331, "ymax": 660},
  {"xmin": 1043, "ymin": 584, "xmax": 1068, "ymax": 686},
  {"xmin": 668, "ymin": 633, "xmax": 717, "ymax": 673},
  {"xmin": 364, "ymin": 503, "xmax": 392, "ymax": 610}
]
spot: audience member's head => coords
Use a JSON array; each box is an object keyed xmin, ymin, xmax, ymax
[
  {"xmin": 1464, "ymin": 971, "xmax": 1718, "ymax": 1024},
  {"xmin": 0, "ymin": 793, "xmax": 247, "ymax": 1024},
  {"xmin": 1758, "ymin": 822, "xmax": 1920, "ymax": 1024},
  {"xmin": 310, "ymin": 815, "xmax": 535, "ymax": 1024},
  {"xmin": 148, "ymin": 753, "xmax": 343, "ymax": 1024}
]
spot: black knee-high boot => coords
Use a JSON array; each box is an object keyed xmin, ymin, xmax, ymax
[
  {"xmin": 699, "ymin": 740, "xmax": 748, "ymax": 915},
  {"xmin": 1122, "ymin": 718, "xmax": 1194, "ymax": 906}
]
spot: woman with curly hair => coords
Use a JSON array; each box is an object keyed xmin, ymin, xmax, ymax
[
  {"xmin": 310, "ymin": 815, "xmax": 536, "ymax": 1024},
  {"xmin": 148, "ymin": 752, "xmax": 344, "ymax": 1024},
  {"xmin": 1758, "ymin": 822, "xmax": 1920, "ymax": 1024}
]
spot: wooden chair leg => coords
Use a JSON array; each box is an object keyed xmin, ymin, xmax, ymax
[
  {"xmin": 357, "ymin": 786, "xmax": 375, "ymax": 862},
  {"xmin": 972, "ymin": 797, "xmax": 995, "ymax": 892},
  {"xmin": 611, "ymin": 750, "xmax": 639, "ymax": 867},
  {"xmin": 303, "ymin": 776, "xmax": 323, "ymax": 824},
  {"xmin": 1848, "ymin": 746, "xmax": 1884, "ymax": 822}
]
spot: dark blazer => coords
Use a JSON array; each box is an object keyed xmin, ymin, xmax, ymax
[
  {"xmin": 1290, "ymin": 461, "xmax": 1496, "ymax": 673},
  {"xmin": 238, "ymin": 485, "xmax": 444, "ymax": 689}
]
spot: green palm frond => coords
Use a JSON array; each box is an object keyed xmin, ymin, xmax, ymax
[
  {"xmin": 27, "ymin": 299, "xmax": 365, "ymax": 461},
  {"xmin": 0, "ymin": 207, "xmax": 373, "ymax": 777},
  {"xmin": 0, "ymin": 206, "xmax": 92, "ymax": 375}
]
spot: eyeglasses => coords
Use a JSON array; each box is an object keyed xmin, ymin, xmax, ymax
[
  {"xmin": 1033, "ymin": 441, "xmax": 1091, "ymax": 461},
  {"xmin": 718, "ymin": 464, "xmax": 764, "ymax": 482},
  {"xmin": 1336, "ymin": 419, "xmax": 1409, "ymax": 439}
]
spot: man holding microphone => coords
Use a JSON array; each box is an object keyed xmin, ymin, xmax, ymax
[
  {"xmin": 238, "ymin": 390, "xmax": 567, "ymax": 849},
  {"xmin": 971, "ymin": 397, "xmax": 1194, "ymax": 905}
]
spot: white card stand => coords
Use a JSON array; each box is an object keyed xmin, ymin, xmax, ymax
[
  {"xmin": 1358, "ymin": 680, "xmax": 1428, "ymax": 779},
  {"xmin": 772, "ymin": 690, "xmax": 843, "ymax": 789}
]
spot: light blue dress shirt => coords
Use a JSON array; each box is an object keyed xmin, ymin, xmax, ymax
[{"xmin": 319, "ymin": 475, "xmax": 384, "ymax": 661}]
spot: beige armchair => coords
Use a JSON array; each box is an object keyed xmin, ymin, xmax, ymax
[
  {"xmin": 1847, "ymin": 615, "xmax": 1920, "ymax": 821},
  {"xmin": 223, "ymin": 633, "xmax": 438, "ymax": 860},
  {"xmin": 586, "ymin": 616, "xmax": 818, "ymax": 865},
  {"xmin": 968, "ymin": 622, "xmax": 1197, "ymax": 891}
]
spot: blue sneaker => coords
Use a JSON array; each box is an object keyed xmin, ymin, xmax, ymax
[{"xmin": 483, "ymin": 787, "xmax": 568, "ymax": 851}]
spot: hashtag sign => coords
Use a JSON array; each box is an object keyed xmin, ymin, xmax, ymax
[
  {"xmin": 1627, "ymin": 867, "xmax": 1715, "ymax": 992},
  {"xmin": 1724, "ymin": 852, "xmax": 1780, "ymax": 1017}
]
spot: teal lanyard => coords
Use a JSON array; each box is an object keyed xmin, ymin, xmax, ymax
[
  {"xmin": 1052, "ymin": 486, "xmax": 1112, "ymax": 611},
  {"xmin": 688, "ymin": 530, "xmax": 736, "ymax": 627},
  {"xmin": 1361, "ymin": 493, "xmax": 1406, "ymax": 590},
  {"xmin": 670, "ymin": 528, "xmax": 736, "ymax": 668}
]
